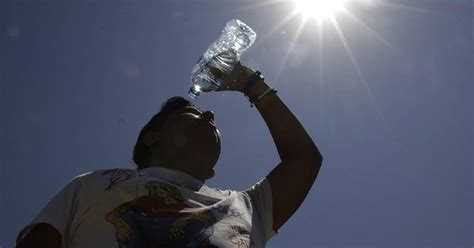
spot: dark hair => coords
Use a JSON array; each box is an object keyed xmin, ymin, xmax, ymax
[{"xmin": 133, "ymin": 96, "xmax": 197, "ymax": 169}]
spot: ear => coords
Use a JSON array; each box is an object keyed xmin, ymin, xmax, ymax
[{"xmin": 143, "ymin": 131, "xmax": 161, "ymax": 147}]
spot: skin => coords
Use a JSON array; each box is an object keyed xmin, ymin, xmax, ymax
[
  {"xmin": 16, "ymin": 223, "xmax": 61, "ymax": 248},
  {"xmin": 212, "ymin": 62, "xmax": 323, "ymax": 230},
  {"xmin": 142, "ymin": 106, "xmax": 221, "ymax": 181},
  {"xmin": 17, "ymin": 62, "xmax": 323, "ymax": 247}
]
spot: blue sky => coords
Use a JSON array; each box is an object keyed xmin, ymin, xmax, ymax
[{"xmin": 1, "ymin": 0, "xmax": 472, "ymax": 247}]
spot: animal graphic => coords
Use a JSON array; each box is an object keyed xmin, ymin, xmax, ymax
[{"xmin": 105, "ymin": 181, "xmax": 217, "ymax": 247}]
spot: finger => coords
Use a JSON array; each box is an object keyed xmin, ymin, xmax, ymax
[
  {"xmin": 215, "ymin": 81, "xmax": 234, "ymax": 92},
  {"xmin": 209, "ymin": 67, "xmax": 225, "ymax": 80},
  {"xmin": 230, "ymin": 62, "xmax": 242, "ymax": 77}
]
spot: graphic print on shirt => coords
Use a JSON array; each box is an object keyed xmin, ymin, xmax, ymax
[
  {"xmin": 101, "ymin": 169, "xmax": 149, "ymax": 191},
  {"xmin": 228, "ymin": 225, "xmax": 251, "ymax": 248},
  {"xmin": 105, "ymin": 181, "xmax": 218, "ymax": 248}
]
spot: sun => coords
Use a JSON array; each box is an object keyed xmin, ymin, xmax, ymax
[{"xmin": 294, "ymin": 0, "xmax": 347, "ymax": 21}]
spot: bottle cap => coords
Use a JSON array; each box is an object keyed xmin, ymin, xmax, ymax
[{"xmin": 188, "ymin": 86, "xmax": 200, "ymax": 99}]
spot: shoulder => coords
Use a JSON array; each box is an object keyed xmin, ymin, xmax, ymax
[
  {"xmin": 200, "ymin": 185, "xmax": 235, "ymax": 199},
  {"xmin": 74, "ymin": 168, "xmax": 138, "ymax": 181},
  {"xmin": 71, "ymin": 168, "xmax": 142, "ymax": 189},
  {"xmin": 240, "ymin": 178, "xmax": 272, "ymax": 198}
]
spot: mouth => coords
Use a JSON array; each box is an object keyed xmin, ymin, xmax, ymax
[
  {"xmin": 209, "ymin": 120, "xmax": 217, "ymax": 128},
  {"xmin": 201, "ymin": 119, "xmax": 216, "ymax": 128},
  {"xmin": 205, "ymin": 117, "xmax": 215, "ymax": 126}
]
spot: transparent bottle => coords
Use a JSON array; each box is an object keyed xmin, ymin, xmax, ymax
[{"xmin": 188, "ymin": 19, "xmax": 257, "ymax": 99}]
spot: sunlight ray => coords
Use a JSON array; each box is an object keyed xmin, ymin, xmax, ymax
[
  {"xmin": 226, "ymin": 0, "xmax": 283, "ymax": 14},
  {"xmin": 317, "ymin": 22, "xmax": 324, "ymax": 85},
  {"xmin": 377, "ymin": 1, "xmax": 441, "ymax": 16},
  {"xmin": 253, "ymin": 10, "xmax": 300, "ymax": 50},
  {"xmin": 316, "ymin": 22, "xmax": 327, "ymax": 129},
  {"xmin": 344, "ymin": 11, "xmax": 395, "ymax": 51},
  {"xmin": 274, "ymin": 19, "xmax": 308, "ymax": 82},
  {"xmin": 331, "ymin": 18, "xmax": 385, "ymax": 120}
]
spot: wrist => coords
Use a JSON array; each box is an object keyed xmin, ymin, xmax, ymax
[
  {"xmin": 245, "ymin": 79, "xmax": 270, "ymax": 98},
  {"xmin": 241, "ymin": 70, "xmax": 278, "ymax": 108},
  {"xmin": 237, "ymin": 69, "xmax": 277, "ymax": 107},
  {"xmin": 246, "ymin": 80, "xmax": 277, "ymax": 108},
  {"xmin": 241, "ymin": 70, "xmax": 269, "ymax": 97}
]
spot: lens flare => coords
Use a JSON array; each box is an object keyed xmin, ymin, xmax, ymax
[{"xmin": 294, "ymin": 0, "xmax": 347, "ymax": 21}]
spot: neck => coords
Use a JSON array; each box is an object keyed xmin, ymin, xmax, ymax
[{"xmin": 148, "ymin": 157, "xmax": 209, "ymax": 182}]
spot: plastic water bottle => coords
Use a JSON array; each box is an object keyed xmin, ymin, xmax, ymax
[{"xmin": 188, "ymin": 19, "xmax": 257, "ymax": 99}]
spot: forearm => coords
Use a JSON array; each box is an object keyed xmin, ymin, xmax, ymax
[
  {"xmin": 249, "ymin": 80, "xmax": 322, "ymax": 162},
  {"xmin": 219, "ymin": 64, "xmax": 324, "ymax": 229}
]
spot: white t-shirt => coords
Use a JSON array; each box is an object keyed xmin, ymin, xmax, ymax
[{"xmin": 17, "ymin": 167, "xmax": 277, "ymax": 247}]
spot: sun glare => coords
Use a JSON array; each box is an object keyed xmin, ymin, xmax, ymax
[
  {"xmin": 294, "ymin": 0, "xmax": 347, "ymax": 20},
  {"xmin": 240, "ymin": 0, "xmax": 407, "ymax": 122}
]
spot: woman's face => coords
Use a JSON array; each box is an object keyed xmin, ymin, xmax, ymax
[{"xmin": 156, "ymin": 106, "xmax": 222, "ymax": 167}]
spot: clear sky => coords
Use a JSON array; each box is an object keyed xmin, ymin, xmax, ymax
[{"xmin": 1, "ymin": 0, "xmax": 472, "ymax": 247}]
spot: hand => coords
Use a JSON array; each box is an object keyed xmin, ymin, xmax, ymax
[{"xmin": 209, "ymin": 61, "xmax": 256, "ymax": 93}]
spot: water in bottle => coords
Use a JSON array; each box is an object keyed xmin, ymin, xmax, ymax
[{"xmin": 188, "ymin": 19, "xmax": 256, "ymax": 99}]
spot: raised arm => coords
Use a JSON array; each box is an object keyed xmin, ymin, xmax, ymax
[
  {"xmin": 214, "ymin": 63, "xmax": 324, "ymax": 231},
  {"xmin": 249, "ymin": 78, "xmax": 323, "ymax": 231}
]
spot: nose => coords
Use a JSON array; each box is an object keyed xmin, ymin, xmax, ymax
[{"xmin": 202, "ymin": 111, "xmax": 215, "ymax": 122}]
